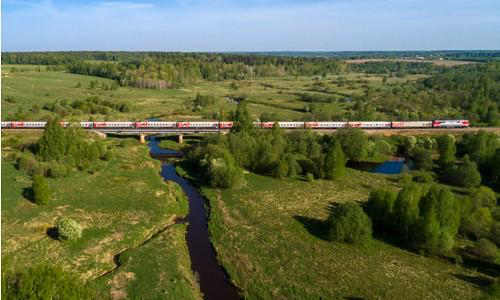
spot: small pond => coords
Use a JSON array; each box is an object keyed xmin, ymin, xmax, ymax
[{"xmin": 348, "ymin": 158, "xmax": 412, "ymax": 175}]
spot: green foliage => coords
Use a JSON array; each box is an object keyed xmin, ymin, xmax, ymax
[
  {"xmin": 48, "ymin": 161, "xmax": 69, "ymax": 178},
  {"xmin": 437, "ymin": 134, "xmax": 456, "ymax": 166},
  {"xmin": 231, "ymin": 102, "xmax": 254, "ymax": 133},
  {"xmin": 193, "ymin": 93, "xmax": 218, "ymax": 110},
  {"xmin": 461, "ymin": 207, "xmax": 493, "ymax": 240},
  {"xmin": 324, "ymin": 142, "xmax": 347, "ymax": 180},
  {"xmin": 305, "ymin": 173, "xmax": 314, "ymax": 182},
  {"xmin": 57, "ymin": 218, "xmax": 83, "ymax": 241},
  {"xmin": 442, "ymin": 155, "xmax": 481, "ymax": 188},
  {"xmin": 336, "ymin": 128, "xmax": 369, "ymax": 162},
  {"xmin": 38, "ymin": 119, "xmax": 68, "ymax": 161},
  {"xmin": 470, "ymin": 186, "xmax": 497, "ymax": 209},
  {"xmin": 393, "ymin": 183, "xmax": 422, "ymax": 242},
  {"xmin": 417, "ymin": 186, "xmax": 460, "ymax": 255},
  {"xmin": 366, "ymin": 189, "xmax": 397, "ymax": 225},
  {"xmin": 468, "ymin": 238, "xmax": 498, "ymax": 262},
  {"xmin": 328, "ymin": 203, "xmax": 372, "ymax": 245},
  {"xmin": 198, "ymin": 144, "xmax": 242, "ymax": 188},
  {"xmin": 412, "ymin": 147, "xmax": 434, "ymax": 171},
  {"xmin": 2, "ymin": 264, "xmax": 94, "ymax": 300},
  {"xmin": 17, "ymin": 152, "xmax": 44, "ymax": 176},
  {"xmin": 33, "ymin": 175, "xmax": 51, "ymax": 205}
]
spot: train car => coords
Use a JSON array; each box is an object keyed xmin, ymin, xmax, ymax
[
  {"xmin": 80, "ymin": 122, "xmax": 94, "ymax": 128},
  {"xmin": 219, "ymin": 121, "xmax": 234, "ymax": 129},
  {"xmin": 278, "ymin": 122, "xmax": 304, "ymax": 129},
  {"xmin": 261, "ymin": 122, "xmax": 275, "ymax": 128},
  {"xmin": 391, "ymin": 121, "xmax": 433, "ymax": 128},
  {"xmin": 432, "ymin": 120, "xmax": 469, "ymax": 128},
  {"xmin": 136, "ymin": 121, "xmax": 176, "ymax": 128},
  {"xmin": 348, "ymin": 121, "xmax": 391, "ymax": 129},
  {"xmin": 1, "ymin": 122, "xmax": 11, "ymax": 128},
  {"xmin": 59, "ymin": 121, "xmax": 69, "ymax": 128},
  {"xmin": 177, "ymin": 121, "xmax": 219, "ymax": 128},
  {"xmin": 304, "ymin": 122, "xmax": 348, "ymax": 129},
  {"xmin": 12, "ymin": 121, "xmax": 46, "ymax": 128},
  {"xmin": 98, "ymin": 122, "xmax": 135, "ymax": 129}
]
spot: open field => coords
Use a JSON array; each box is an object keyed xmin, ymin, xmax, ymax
[
  {"xmin": 200, "ymin": 170, "xmax": 487, "ymax": 300},
  {"xmin": 1, "ymin": 131, "xmax": 201, "ymax": 299},
  {"xmin": 1, "ymin": 65, "xmax": 426, "ymax": 122}
]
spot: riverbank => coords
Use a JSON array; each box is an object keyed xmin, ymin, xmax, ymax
[
  {"xmin": 197, "ymin": 170, "xmax": 485, "ymax": 299},
  {"xmin": 1, "ymin": 131, "xmax": 202, "ymax": 299}
]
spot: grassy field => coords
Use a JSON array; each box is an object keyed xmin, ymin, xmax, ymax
[
  {"xmin": 199, "ymin": 169, "xmax": 486, "ymax": 300},
  {"xmin": 1, "ymin": 65, "xmax": 425, "ymax": 121},
  {"xmin": 1, "ymin": 131, "xmax": 201, "ymax": 299}
]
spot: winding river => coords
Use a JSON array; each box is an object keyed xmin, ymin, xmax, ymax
[{"xmin": 148, "ymin": 137, "xmax": 240, "ymax": 300}]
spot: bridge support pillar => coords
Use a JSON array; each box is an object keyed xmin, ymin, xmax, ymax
[
  {"xmin": 139, "ymin": 134, "xmax": 146, "ymax": 144},
  {"xmin": 178, "ymin": 134, "xmax": 183, "ymax": 144}
]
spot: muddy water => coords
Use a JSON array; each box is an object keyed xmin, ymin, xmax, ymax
[{"xmin": 149, "ymin": 137, "xmax": 241, "ymax": 300}]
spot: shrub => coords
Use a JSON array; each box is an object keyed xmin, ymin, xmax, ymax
[
  {"xmin": 17, "ymin": 153, "xmax": 43, "ymax": 176},
  {"xmin": 57, "ymin": 218, "xmax": 83, "ymax": 241},
  {"xmin": 2, "ymin": 264, "xmax": 94, "ymax": 299},
  {"xmin": 470, "ymin": 186, "xmax": 497, "ymax": 209},
  {"xmin": 305, "ymin": 173, "xmax": 314, "ymax": 182},
  {"xmin": 328, "ymin": 203, "xmax": 372, "ymax": 245},
  {"xmin": 103, "ymin": 151, "xmax": 114, "ymax": 161},
  {"xmin": 47, "ymin": 161, "xmax": 68, "ymax": 178},
  {"xmin": 33, "ymin": 175, "xmax": 51, "ymax": 205},
  {"xmin": 468, "ymin": 238, "xmax": 498, "ymax": 262},
  {"xmin": 461, "ymin": 207, "xmax": 493, "ymax": 240}
]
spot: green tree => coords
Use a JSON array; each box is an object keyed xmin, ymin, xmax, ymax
[
  {"xmin": 462, "ymin": 207, "xmax": 493, "ymax": 240},
  {"xmin": 38, "ymin": 119, "xmax": 68, "ymax": 161},
  {"xmin": 232, "ymin": 102, "xmax": 254, "ymax": 133},
  {"xmin": 328, "ymin": 203, "xmax": 372, "ymax": 245},
  {"xmin": 437, "ymin": 134, "xmax": 456, "ymax": 166},
  {"xmin": 470, "ymin": 186, "xmax": 497, "ymax": 209},
  {"xmin": 456, "ymin": 155, "xmax": 482, "ymax": 188},
  {"xmin": 324, "ymin": 142, "xmax": 347, "ymax": 180},
  {"xmin": 336, "ymin": 128, "xmax": 368, "ymax": 162},
  {"xmin": 413, "ymin": 147, "xmax": 434, "ymax": 171},
  {"xmin": 33, "ymin": 175, "xmax": 51, "ymax": 205},
  {"xmin": 393, "ymin": 183, "xmax": 422, "ymax": 242},
  {"xmin": 418, "ymin": 186, "xmax": 460, "ymax": 255},
  {"xmin": 366, "ymin": 189, "xmax": 397, "ymax": 225}
]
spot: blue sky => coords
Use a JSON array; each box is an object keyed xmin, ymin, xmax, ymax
[{"xmin": 2, "ymin": 0, "xmax": 500, "ymax": 51}]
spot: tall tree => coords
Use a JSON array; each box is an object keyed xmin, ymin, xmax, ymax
[{"xmin": 324, "ymin": 142, "xmax": 347, "ymax": 180}]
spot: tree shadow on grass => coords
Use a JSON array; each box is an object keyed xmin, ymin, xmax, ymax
[
  {"xmin": 46, "ymin": 227, "xmax": 59, "ymax": 240},
  {"xmin": 452, "ymin": 273, "xmax": 494, "ymax": 288},
  {"xmin": 22, "ymin": 187, "xmax": 35, "ymax": 204},
  {"xmin": 294, "ymin": 202, "xmax": 341, "ymax": 241}
]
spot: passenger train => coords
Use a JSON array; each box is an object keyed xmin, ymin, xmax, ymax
[{"xmin": 1, "ymin": 120, "xmax": 470, "ymax": 129}]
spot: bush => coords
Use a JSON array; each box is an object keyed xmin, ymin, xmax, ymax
[
  {"xmin": 468, "ymin": 238, "xmax": 498, "ymax": 262},
  {"xmin": 470, "ymin": 186, "xmax": 497, "ymax": 209},
  {"xmin": 57, "ymin": 218, "xmax": 83, "ymax": 241},
  {"xmin": 328, "ymin": 203, "xmax": 372, "ymax": 245},
  {"xmin": 17, "ymin": 153, "xmax": 43, "ymax": 176},
  {"xmin": 2, "ymin": 264, "xmax": 94, "ymax": 299},
  {"xmin": 305, "ymin": 173, "xmax": 314, "ymax": 182},
  {"xmin": 33, "ymin": 175, "xmax": 51, "ymax": 205},
  {"xmin": 103, "ymin": 151, "xmax": 114, "ymax": 161},
  {"xmin": 461, "ymin": 207, "xmax": 493, "ymax": 240},
  {"xmin": 47, "ymin": 161, "xmax": 68, "ymax": 178}
]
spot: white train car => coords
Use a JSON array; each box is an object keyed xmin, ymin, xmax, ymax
[
  {"xmin": 177, "ymin": 121, "xmax": 219, "ymax": 128},
  {"xmin": 349, "ymin": 121, "xmax": 391, "ymax": 129},
  {"xmin": 1, "ymin": 122, "xmax": 12, "ymax": 128},
  {"xmin": 391, "ymin": 121, "xmax": 433, "ymax": 128},
  {"xmin": 433, "ymin": 120, "xmax": 469, "ymax": 128},
  {"xmin": 98, "ymin": 122, "xmax": 134, "ymax": 129},
  {"xmin": 11, "ymin": 121, "xmax": 46, "ymax": 128},
  {"xmin": 136, "ymin": 121, "xmax": 177, "ymax": 128},
  {"xmin": 304, "ymin": 122, "xmax": 348, "ymax": 129},
  {"xmin": 278, "ymin": 122, "xmax": 304, "ymax": 129}
]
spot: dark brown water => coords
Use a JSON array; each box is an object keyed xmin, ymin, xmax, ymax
[{"xmin": 149, "ymin": 137, "xmax": 241, "ymax": 300}]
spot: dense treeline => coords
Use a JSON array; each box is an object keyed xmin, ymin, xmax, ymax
[
  {"xmin": 185, "ymin": 103, "xmax": 394, "ymax": 188},
  {"xmin": 2, "ymin": 52, "xmax": 344, "ymax": 89},
  {"xmin": 348, "ymin": 61, "xmax": 445, "ymax": 75}
]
